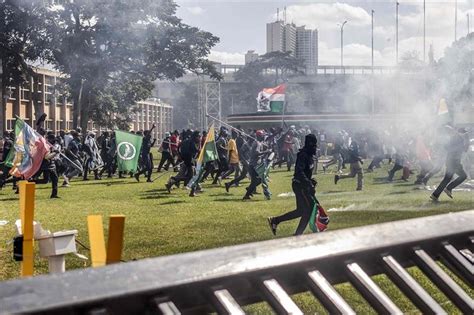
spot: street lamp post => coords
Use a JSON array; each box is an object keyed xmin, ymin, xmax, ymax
[
  {"xmin": 468, "ymin": 14, "xmax": 471, "ymax": 36},
  {"xmin": 371, "ymin": 10, "xmax": 374, "ymax": 72},
  {"xmin": 455, "ymin": 0, "xmax": 458, "ymax": 41},
  {"xmin": 371, "ymin": 10, "xmax": 375, "ymax": 114},
  {"xmin": 340, "ymin": 20, "xmax": 348, "ymax": 68},
  {"xmin": 396, "ymin": 2, "xmax": 399, "ymax": 65},
  {"xmin": 423, "ymin": 0, "xmax": 426, "ymax": 63}
]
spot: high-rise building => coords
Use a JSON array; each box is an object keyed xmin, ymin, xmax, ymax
[
  {"xmin": 266, "ymin": 21, "xmax": 297, "ymax": 56},
  {"xmin": 266, "ymin": 20, "xmax": 318, "ymax": 73},
  {"xmin": 266, "ymin": 21, "xmax": 284, "ymax": 53},
  {"xmin": 245, "ymin": 50, "xmax": 259, "ymax": 64},
  {"xmin": 283, "ymin": 23, "xmax": 297, "ymax": 56},
  {"xmin": 296, "ymin": 26, "xmax": 318, "ymax": 74}
]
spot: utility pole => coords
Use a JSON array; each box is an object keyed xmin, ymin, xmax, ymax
[
  {"xmin": 396, "ymin": 2, "xmax": 399, "ymax": 65},
  {"xmin": 340, "ymin": 21, "xmax": 348, "ymax": 67},
  {"xmin": 371, "ymin": 10, "xmax": 375, "ymax": 114},
  {"xmin": 423, "ymin": 0, "xmax": 426, "ymax": 63},
  {"xmin": 468, "ymin": 14, "xmax": 471, "ymax": 36},
  {"xmin": 455, "ymin": 0, "xmax": 458, "ymax": 41},
  {"xmin": 371, "ymin": 10, "xmax": 374, "ymax": 72}
]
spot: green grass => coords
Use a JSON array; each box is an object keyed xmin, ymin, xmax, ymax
[{"xmin": 0, "ymin": 154, "xmax": 472, "ymax": 313}]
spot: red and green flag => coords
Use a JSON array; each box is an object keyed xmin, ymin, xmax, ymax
[
  {"xmin": 257, "ymin": 84, "xmax": 286, "ymax": 113},
  {"xmin": 309, "ymin": 197, "xmax": 329, "ymax": 233}
]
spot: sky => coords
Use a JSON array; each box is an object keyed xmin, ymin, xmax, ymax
[{"xmin": 175, "ymin": 0, "xmax": 473, "ymax": 66}]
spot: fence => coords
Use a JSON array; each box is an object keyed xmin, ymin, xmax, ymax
[{"xmin": 1, "ymin": 210, "xmax": 472, "ymax": 314}]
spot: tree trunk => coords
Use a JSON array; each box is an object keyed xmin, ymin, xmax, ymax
[
  {"xmin": 72, "ymin": 78, "xmax": 84, "ymax": 130},
  {"xmin": 79, "ymin": 87, "xmax": 90, "ymax": 133}
]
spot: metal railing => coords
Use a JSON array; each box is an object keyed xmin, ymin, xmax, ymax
[{"xmin": 1, "ymin": 210, "xmax": 473, "ymax": 314}]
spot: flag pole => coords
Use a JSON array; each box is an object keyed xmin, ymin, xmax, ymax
[{"xmin": 206, "ymin": 114, "xmax": 258, "ymax": 142}]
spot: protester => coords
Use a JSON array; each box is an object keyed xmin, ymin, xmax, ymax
[
  {"xmin": 243, "ymin": 130, "xmax": 271, "ymax": 200},
  {"xmin": 430, "ymin": 126, "xmax": 469, "ymax": 202},
  {"xmin": 267, "ymin": 134, "xmax": 319, "ymax": 235},
  {"xmin": 165, "ymin": 131, "xmax": 200, "ymax": 192},
  {"xmin": 334, "ymin": 141, "xmax": 364, "ymax": 190}
]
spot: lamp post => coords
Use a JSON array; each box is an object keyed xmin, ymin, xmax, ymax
[
  {"xmin": 371, "ymin": 10, "xmax": 375, "ymax": 114},
  {"xmin": 455, "ymin": 0, "xmax": 458, "ymax": 41},
  {"xmin": 371, "ymin": 10, "xmax": 374, "ymax": 72},
  {"xmin": 396, "ymin": 2, "xmax": 399, "ymax": 65},
  {"xmin": 468, "ymin": 14, "xmax": 471, "ymax": 36},
  {"xmin": 423, "ymin": 0, "xmax": 426, "ymax": 63},
  {"xmin": 340, "ymin": 20, "xmax": 348, "ymax": 68}
]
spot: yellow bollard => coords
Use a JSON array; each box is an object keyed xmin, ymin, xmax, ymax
[
  {"xmin": 87, "ymin": 215, "xmax": 106, "ymax": 267},
  {"xmin": 19, "ymin": 181, "xmax": 35, "ymax": 277},
  {"xmin": 106, "ymin": 215, "xmax": 126, "ymax": 264}
]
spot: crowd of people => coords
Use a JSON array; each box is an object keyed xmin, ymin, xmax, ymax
[{"xmin": 0, "ymin": 120, "xmax": 471, "ymax": 234}]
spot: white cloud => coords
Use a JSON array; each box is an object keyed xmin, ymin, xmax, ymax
[
  {"xmin": 186, "ymin": 6, "xmax": 204, "ymax": 16},
  {"xmin": 209, "ymin": 50, "xmax": 245, "ymax": 64},
  {"xmin": 282, "ymin": 3, "xmax": 371, "ymax": 31}
]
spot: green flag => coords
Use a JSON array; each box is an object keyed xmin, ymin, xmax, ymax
[{"xmin": 115, "ymin": 130, "xmax": 143, "ymax": 173}]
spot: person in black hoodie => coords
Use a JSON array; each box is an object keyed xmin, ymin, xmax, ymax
[
  {"xmin": 267, "ymin": 134, "xmax": 318, "ymax": 236},
  {"xmin": 430, "ymin": 126, "xmax": 468, "ymax": 202},
  {"xmin": 334, "ymin": 140, "xmax": 363, "ymax": 190}
]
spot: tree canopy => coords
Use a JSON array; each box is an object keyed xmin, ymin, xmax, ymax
[{"xmin": 0, "ymin": 0, "xmax": 221, "ymax": 131}]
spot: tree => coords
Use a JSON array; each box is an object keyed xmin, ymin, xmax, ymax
[
  {"xmin": 45, "ymin": 0, "xmax": 221, "ymax": 131},
  {"xmin": 0, "ymin": 0, "xmax": 50, "ymax": 132}
]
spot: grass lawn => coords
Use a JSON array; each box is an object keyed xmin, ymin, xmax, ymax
[{"xmin": 0, "ymin": 154, "xmax": 472, "ymax": 313}]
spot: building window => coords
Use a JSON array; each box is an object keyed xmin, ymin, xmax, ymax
[{"xmin": 6, "ymin": 119, "xmax": 15, "ymax": 131}]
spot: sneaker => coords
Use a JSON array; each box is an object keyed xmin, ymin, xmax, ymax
[
  {"xmin": 189, "ymin": 190, "xmax": 196, "ymax": 197},
  {"xmin": 267, "ymin": 217, "xmax": 277, "ymax": 236},
  {"xmin": 444, "ymin": 189, "xmax": 453, "ymax": 199},
  {"xmin": 165, "ymin": 183, "xmax": 172, "ymax": 193},
  {"xmin": 334, "ymin": 175, "xmax": 340, "ymax": 185},
  {"xmin": 50, "ymin": 195, "xmax": 60, "ymax": 199},
  {"xmin": 242, "ymin": 195, "xmax": 251, "ymax": 201},
  {"xmin": 430, "ymin": 194, "xmax": 439, "ymax": 202},
  {"xmin": 264, "ymin": 194, "xmax": 271, "ymax": 200},
  {"xmin": 225, "ymin": 182, "xmax": 231, "ymax": 193},
  {"xmin": 134, "ymin": 174, "xmax": 140, "ymax": 182}
]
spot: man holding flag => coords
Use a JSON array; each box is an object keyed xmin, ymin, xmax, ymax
[
  {"xmin": 187, "ymin": 125, "xmax": 218, "ymax": 197},
  {"xmin": 8, "ymin": 118, "xmax": 51, "ymax": 181},
  {"xmin": 115, "ymin": 130, "xmax": 143, "ymax": 175},
  {"xmin": 267, "ymin": 134, "xmax": 329, "ymax": 235}
]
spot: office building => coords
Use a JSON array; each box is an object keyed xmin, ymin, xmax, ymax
[
  {"xmin": 296, "ymin": 26, "xmax": 318, "ymax": 74},
  {"xmin": 245, "ymin": 50, "xmax": 259, "ymax": 64},
  {"xmin": 130, "ymin": 98, "xmax": 173, "ymax": 141},
  {"xmin": 266, "ymin": 20, "xmax": 318, "ymax": 73},
  {"xmin": 266, "ymin": 21, "xmax": 284, "ymax": 53},
  {"xmin": 1, "ymin": 67, "xmax": 173, "ymax": 137}
]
